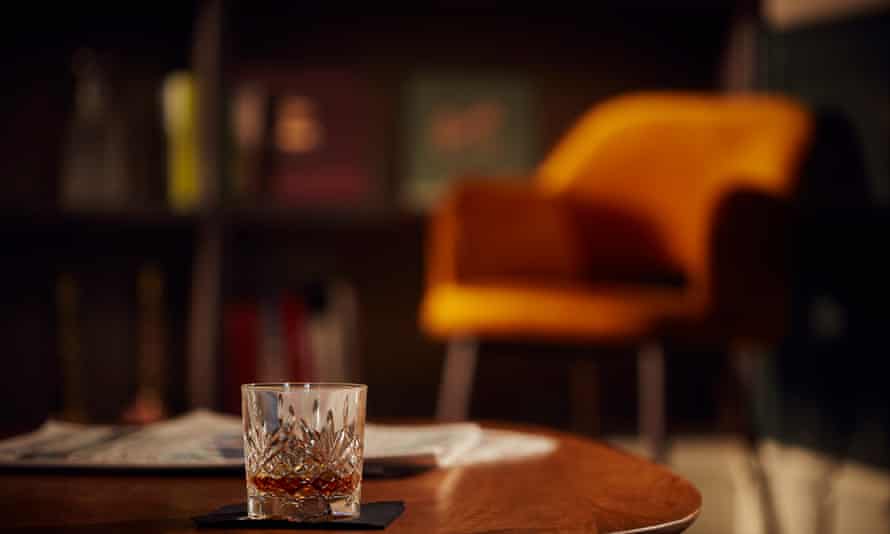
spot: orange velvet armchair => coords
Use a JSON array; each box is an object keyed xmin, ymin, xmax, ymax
[{"xmin": 421, "ymin": 91, "xmax": 813, "ymax": 458}]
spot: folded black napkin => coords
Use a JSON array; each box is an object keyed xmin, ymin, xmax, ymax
[{"xmin": 193, "ymin": 501, "xmax": 405, "ymax": 530}]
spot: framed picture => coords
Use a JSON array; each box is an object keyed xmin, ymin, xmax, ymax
[{"xmin": 400, "ymin": 73, "xmax": 538, "ymax": 211}]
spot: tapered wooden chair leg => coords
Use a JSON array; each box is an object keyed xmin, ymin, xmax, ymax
[
  {"xmin": 436, "ymin": 338, "xmax": 478, "ymax": 421},
  {"xmin": 639, "ymin": 342, "xmax": 667, "ymax": 462}
]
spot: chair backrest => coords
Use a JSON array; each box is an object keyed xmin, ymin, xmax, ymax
[{"xmin": 537, "ymin": 92, "xmax": 813, "ymax": 296}]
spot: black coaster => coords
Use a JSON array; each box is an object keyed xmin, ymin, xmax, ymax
[{"xmin": 193, "ymin": 501, "xmax": 405, "ymax": 530}]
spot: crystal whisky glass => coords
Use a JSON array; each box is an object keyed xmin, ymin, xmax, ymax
[{"xmin": 242, "ymin": 383, "xmax": 367, "ymax": 522}]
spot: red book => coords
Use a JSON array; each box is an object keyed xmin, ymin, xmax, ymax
[
  {"xmin": 223, "ymin": 300, "xmax": 259, "ymax": 415},
  {"xmin": 281, "ymin": 294, "xmax": 312, "ymax": 382}
]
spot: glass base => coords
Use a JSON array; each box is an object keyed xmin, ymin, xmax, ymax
[{"xmin": 247, "ymin": 493, "xmax": 360, "ymax": 522}]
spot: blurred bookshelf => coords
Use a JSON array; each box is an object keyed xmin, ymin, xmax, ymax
[{"xmin": 1, "ymin": 4, "xmax": 736, "ymax": 432}]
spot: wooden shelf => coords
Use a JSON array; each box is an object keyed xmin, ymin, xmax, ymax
[
  {"xmin": 221, "ymin": 203, "xmax": 425, "ymax": 230},
  {"xmin": 0, "ymin": 205, "xmax": 426, "ymax": 234},
  {"xmin": 0, "ymin": 208, "xmax": 198, "ymax": 230}
]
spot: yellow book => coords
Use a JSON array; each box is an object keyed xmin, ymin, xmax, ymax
[{"xmin": 162, "ymin": 72, "xmax": 201, "ymax": 211}]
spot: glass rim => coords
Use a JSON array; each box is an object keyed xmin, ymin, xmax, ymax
[{"xmin": 241, "ymin": 382, "xmax": 367, "ymax": 392}]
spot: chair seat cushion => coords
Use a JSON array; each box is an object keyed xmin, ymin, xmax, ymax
[{"xmin": 421, "ymin": 282, "xmax": 703, "ymax": 341}]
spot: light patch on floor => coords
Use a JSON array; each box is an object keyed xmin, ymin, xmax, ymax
[
  {"xmin": 605, "ymin": 435, "xmax": 890, "ymax": 534},
  {"xmin": 606, "ymin": 435, "xmax": 762, "ymax": 534}
]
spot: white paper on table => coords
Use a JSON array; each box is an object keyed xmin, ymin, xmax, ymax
[
  {"xmin": 364, "ymin": 423, "xmax": 484, "ymax": 467},
  {"xmin": 0, "ymin": 411, "xmax": 555, "ymax": 470},
  {"xmin": 0, "ymin": 410, "xmax": 244, "ymax": 469}
]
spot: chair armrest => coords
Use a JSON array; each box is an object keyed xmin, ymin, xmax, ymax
[
  {"xmin": 426, "ymin": 180, "xmax": 589, "ymax": 286},
  {"xmin": 707, "ymin": 189, "xmax": 794, "ymax": 340}
]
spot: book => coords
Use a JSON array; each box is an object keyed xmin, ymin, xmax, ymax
[
  {"xmin": 305, "ymin": 280, "xmax": 359, "ymax": 383},
  {"xmin": 119, "ymin": 68, "xmax": 167, "ymax": 207},
  {"xmin": 222, "ymin": 300, "xmax": 259, "ymax": 414},
  {"xmin": 122, "ymin": 264, "xmax": 168, "ymax": 424},
  {"xmin": 59, "ymin": 50, "xmax": 130, "ymax": 209},
  {"xmin": 281, "ymin": 294, "xmax": 311, "ymax": 383},
  {"xmin": 226, "ymin": 82, "xmax": 267, "ymax": 200},
  {"xmin": 258, "ymin": 294, "xmax": 286, "ymax": 383},
  {"xmin": 162, "ymin": 71, "xmax": 201, "ymax": 211},
  {"xmin": 222, "ymin": 290, "xmax": 320, "ymax": 414},
  {"xmin": 56, "ymin": 273, "xmax": 87, "ymax": 423},
  {"xmin": 400, "ymin": 73, "xmax": 539, "ymax": 211},
  {"xmin": 227, "ymin": 68, "xmax": 382, "ymax": 209},
  {"xmin": 69, "ymin": 268, "xmax": 139, "ymax": 423}
]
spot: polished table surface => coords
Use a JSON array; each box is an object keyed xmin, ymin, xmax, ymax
[{"xmin": 0, "ymin": 423, "xmax": 700, "ymax": 534}]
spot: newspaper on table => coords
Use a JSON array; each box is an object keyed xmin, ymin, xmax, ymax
[
  {"xmin": 0, "ymin": 411, "xmax": 244, "ymax": 470},
  {"xmin": 0, "ymin": 410, "xmax": 555, "ymax": 471}
]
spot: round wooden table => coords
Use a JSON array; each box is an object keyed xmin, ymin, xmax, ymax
[{"xmin": 0, "ymin": 423, "xmax": 701, "ymax": 533}]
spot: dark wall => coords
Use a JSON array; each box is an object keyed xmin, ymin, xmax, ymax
[
  {"xmin": 755, "ymin": 10, "xmax": 889, "ymax": 468},
  {"xmin": 760, "ymin": 11, "xmax": 890, "ymax": 205}
]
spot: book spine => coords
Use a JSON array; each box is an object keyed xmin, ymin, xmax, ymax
[
  {"xmin": 228, "ymin": 82, "xmax": 266, "ymax": 201},
  {"xmin": 304, "ymin": 281, "xmax": 358, "ymax": 383},
  {"xmin": 122, "ymin": 264, "xmax": 167, "ymax": 424},
  {"xmin": 223, "ymin": 300, "xmax": 259, "ymax": 415},
  {"xmin": 56, "ymin": 273, "xmax": 86, "ymax": 422},
  {"xmin": 306, "ymin": 313, "xmax": 329, "ymax": 382},
  {"xmin": 330, "ymin": 281, "xmax": 360, "ymax": 382},
  {"xmin": 162, "ymin": 71, "xmax": 201, "ymax": 211},
  {"xmin": 281, "ymin": 294, "xmax": 311, "ymax": 382},
  {"xmin": 59, "ymin": 50, "xmax": 129, "ymax": 210},
  {"xmin": 78, "ymin": 268, "xmax": 138, "ymax": 423},
  {"xmin": 258, "ymin": 295, "xmax": 285, "ymax": 382}
]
